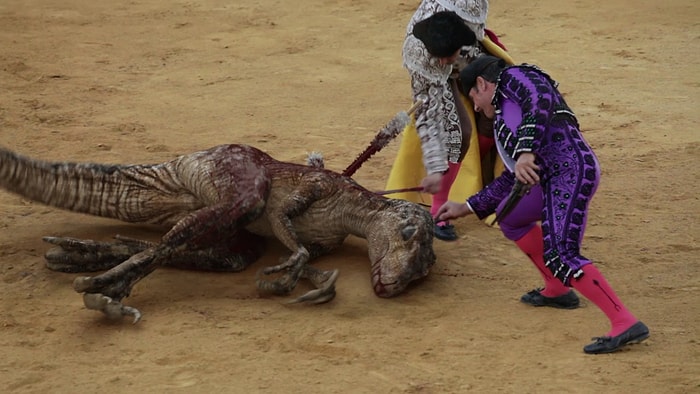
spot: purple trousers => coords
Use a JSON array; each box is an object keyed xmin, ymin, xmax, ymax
[
  {"xmin": 497, "ymin": 185, "xmax": 543, "ymax": 242},
  {"xmin": 497, "ymin": 150, "xmax": 600, "ymax": 286}
]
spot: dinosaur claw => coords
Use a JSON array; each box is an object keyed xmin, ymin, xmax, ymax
[
  {"xmin": 286, "ymin": 287, "xmax": 336, "ymax": 304},
  {"xmin": 262, "ymin": 266, "xmax": 278, "ymax": 275},
  {"xmin": 82, "ymin": 293, "xmax": 142, "ymax": 323},
  {"xmin": 41, "ymin": 236, "xmax": 60, "ymax": 245},
  {"xmin": 125, "ymin": 306, "xmax": 142, "ymax": 324},
  {"xmin": 73, "ymin": 276, "xmax": 93, "ymax": 292}
]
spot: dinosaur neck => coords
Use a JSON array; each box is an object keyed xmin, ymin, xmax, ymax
[{"xmin": 338, "ymin": 193, "xmax": 390, "ymax": 238}]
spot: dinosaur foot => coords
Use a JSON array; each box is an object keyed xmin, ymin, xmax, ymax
[
  {"xmin": 256, "ymin": 266, "xmax": 338, "ymax": 304},
  {"xmin": 42, "ymin": 235, "xmax": 152, "ymax": 272},
  {"xmin": 261, "ymin": 247, "xmax": 311, "ymax": 275},
  {"xmin": 287, "ymin": 268, "xmax": 338, "ymax": 305},
  {"xmin": 73, "ymin": 274, "xmax": 140, "ymax": 320},
  {"xmin": 255, "ymin": 269, "xmax": 300, "ymax": 296},
  {"xmin": 82, "ymin": 292, "xmax": 142, "ymax": 324}
]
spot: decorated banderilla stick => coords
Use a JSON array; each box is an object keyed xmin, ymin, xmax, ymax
[{"xmin": 342, "ymin": 100, "xmax": 423, "ymax": 177}]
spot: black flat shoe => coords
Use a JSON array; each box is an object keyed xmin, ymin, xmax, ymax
[
  {"xmin": 520, "ymin": 288, "xmax": 580, "ymax": 309},
  {"xmin": 434, "ymin": 223, "xmax": 458, "ymax": 241},
  {"xmin": 583, "ymin": 321, "xmax": 650, "ymax": 354}
]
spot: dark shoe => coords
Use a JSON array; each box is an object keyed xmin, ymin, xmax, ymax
[
  {"xmin": 583, "ymin": 321, "xmax": 650, "ymax": 354},
  {"xmin": 434, "ymin": 223, "xmax": 458, "ymax": 241},
  {"xmin": 520, "ymin": 288, "xmax": 580, "ymax": 309}
]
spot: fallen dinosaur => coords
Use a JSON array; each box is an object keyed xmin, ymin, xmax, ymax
[{"xmin": 0, "ymin": 143, "xmax": 435, "ymax": 322}]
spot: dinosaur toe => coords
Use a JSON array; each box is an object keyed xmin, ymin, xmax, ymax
[
  {"xmin": 83, "ymin": 293, "xmax": 142, "ymax": 323},
  {"xmin": 73, "ymin": 276, "xmax": 94, "ymax": 293}
]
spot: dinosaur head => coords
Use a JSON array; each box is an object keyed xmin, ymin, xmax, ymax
[{"xmin": 366, "ymin": 199, "xmax": 436, "ymax": 297}]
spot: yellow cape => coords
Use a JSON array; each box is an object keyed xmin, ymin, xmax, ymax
[{"xmin": 385, "ymin": 36, "xmax": 514, "ymax": 212}]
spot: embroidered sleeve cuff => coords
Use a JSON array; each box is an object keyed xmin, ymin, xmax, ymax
[
  {"xmin": 513, "ymin": 146, "xmax": 534, "ymax": 157},
  {"xmin": 465, "ymin": 201, "xmax": 474, "ymax": 213},
  {"xmin": 424, "ymin": 159, "xmax": 449, "ymax": 175}
]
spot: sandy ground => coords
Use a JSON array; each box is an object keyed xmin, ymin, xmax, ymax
[{"xmin": 1, "ymin": 0, "xmax": 699, "ymax": 392}]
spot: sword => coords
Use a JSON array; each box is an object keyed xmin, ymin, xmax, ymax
[
  {"xmin": 490, "ymin": 180, "xmax": 531, "ymax": 226},
  {"xmin": 375, "ymin": 186, "xmax": 424, "ymax": 196}
]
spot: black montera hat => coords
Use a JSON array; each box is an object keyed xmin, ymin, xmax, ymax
[
  {"xmin": 460, "ymin": 55, "xmax": 506, "ymax": 92},
  {"xmin": 412, "ymin": 11, "xmax": 477, "ymax": 58}
]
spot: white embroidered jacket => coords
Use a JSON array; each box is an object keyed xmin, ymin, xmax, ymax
[{"xmin": 403, "ymin": 0, "xmax": 488, "ymax": 174}]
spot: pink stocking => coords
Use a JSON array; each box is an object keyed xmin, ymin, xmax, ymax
[
  {"xmin": 571, "ymin": 264, "xmax": 639, "ymax": 337},
  {"xmin": 431, "ymin": 162, "xmax": 460, "ymax": 226},
  {"xmin": 514, "ymin": 225, "xmax": 570, "ymax": 297}
]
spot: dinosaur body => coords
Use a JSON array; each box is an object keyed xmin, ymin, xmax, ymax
[{"xmin": 0, "ymin": 144, "xmax": 435, "ymax": 322}]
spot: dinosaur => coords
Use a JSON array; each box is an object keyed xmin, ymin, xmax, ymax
[{"xmin": 0, "ymin": 143, "xmax": 435, "ymax": 322}]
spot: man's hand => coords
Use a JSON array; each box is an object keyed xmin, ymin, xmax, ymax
[
  {"xmin": 515, "ymin": 152, "xmax": 540, "ymax": 185},
  {"xmin": 434, "ymin": 201, "xmax": 472, "ymax": 222},
  {"xmin": 420, "ymin": 173, "xmax": 443, "ymax": 194}
]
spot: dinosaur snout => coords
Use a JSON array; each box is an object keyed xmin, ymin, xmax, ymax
[
  {"xmin": 370, "ymin": 252, "xmax": 431, "ymax": 298},
  {"xmin": 370, "ymin": 257, "xmax": 404, "ymax": 297}
]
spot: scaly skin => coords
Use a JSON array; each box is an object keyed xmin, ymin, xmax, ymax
[{"xmin": 0, "ymin": 144, "xmax": 435, "ymax": 322}]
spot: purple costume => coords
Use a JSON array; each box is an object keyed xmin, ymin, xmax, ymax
[{"xmin": 467, "ymin": 65, "xmax": 601, "ymax": 285}]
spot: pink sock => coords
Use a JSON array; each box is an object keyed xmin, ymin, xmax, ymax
[
  {"xmin": 514, "ymin": 225, "xmax": 570, "ymax": 297},
  {"xmin": 431, "ymin": 162, "xmax": 460, "ymax": 226},
  {"xmin": 571, "ymin": 264, "xmax": 638, "ymax": 337}
]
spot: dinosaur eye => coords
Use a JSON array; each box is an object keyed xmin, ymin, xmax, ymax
[{"xmin": 401, "ymin": 225, "xmax": 417, "ymax": 241}]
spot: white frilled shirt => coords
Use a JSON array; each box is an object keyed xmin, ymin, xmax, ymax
[{"xmin": 403, "ymin": 0, "xmax": 489, "ymax": 174}]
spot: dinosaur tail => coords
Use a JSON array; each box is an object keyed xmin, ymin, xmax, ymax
[{"xmin": 0, "ymin": 146, "xmax": 199, "ymax": 225}]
